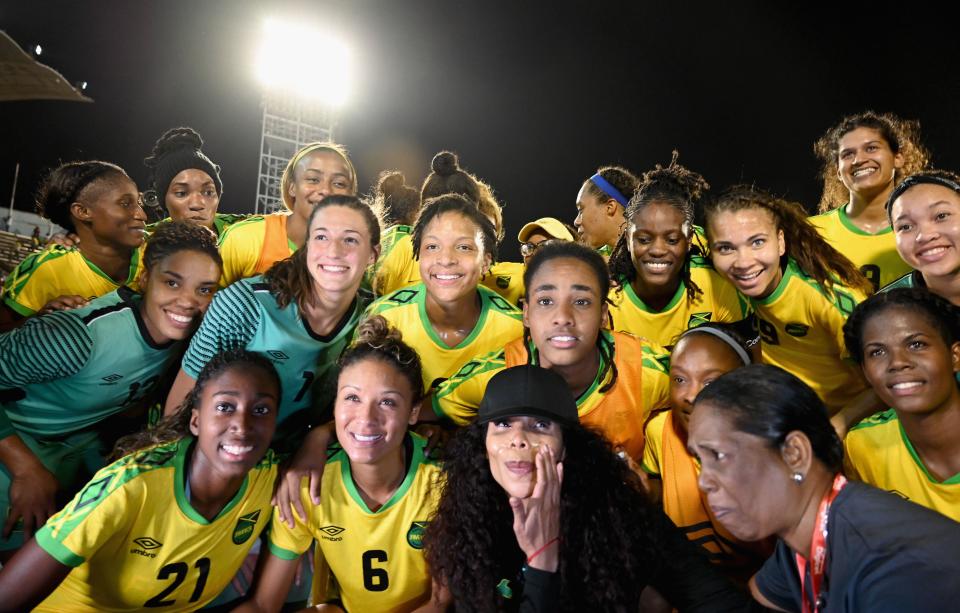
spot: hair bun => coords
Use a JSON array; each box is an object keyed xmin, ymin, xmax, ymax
[
  {"xmin": 356, "ymin": 315, "xmax": 403, "ymax": 346},
  {"xmin": 145, "ymin": 127, "xmax": 204, "ymax": 167},
  {"xmin": 378, "ymin": 171, "xmax": 406, "ymax": 196},
  {"xmin": 431, "ymin": 151, "xmax": 460, "ymax": 176}
]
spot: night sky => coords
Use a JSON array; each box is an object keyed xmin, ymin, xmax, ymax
[{"xmin": 3, "ymin": 1, "xmax": 959, "ymax": 258}]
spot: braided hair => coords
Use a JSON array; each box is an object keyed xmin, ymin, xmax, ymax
[
  {"xmin": 35, "ymin": 161, "xmax": 132, "ymax": 232},
  {"xmin": 608, "ymin": 151, "xmax": 710, "ymax": 303}
]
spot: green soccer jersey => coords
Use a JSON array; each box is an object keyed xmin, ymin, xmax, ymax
[
  {"xmin": 880, "ymin": 270, "xmax": 923, "ymax": 292},
  {"xmin": 182, "ymin": 276, "xmax": 371, "ymax": 428},
  {"xmin": 35, "ymin": 437, "xmax": 277, "ymax": 612},
  {"xmin": 0, "ymin": 287, "xmax": 183, "ymax": 439}
]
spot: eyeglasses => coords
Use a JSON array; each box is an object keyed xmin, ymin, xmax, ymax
[{"xmin": 520, "ymin": 239, "xmax": 560, "ymax": 258}]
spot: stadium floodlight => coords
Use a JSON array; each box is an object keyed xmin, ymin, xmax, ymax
[{"xmin": 254, "ymin": 18, "xmax": 352, "ymax": 108}]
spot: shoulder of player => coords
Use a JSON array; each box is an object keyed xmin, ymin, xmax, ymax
[
  {"xmin": 75, "ymin": 439, "xmax": 185, "ymax": 509},
  {"xmin": 218, "ymin": 215, "xmax": 268, "ymax": 245},
  {"xmin": 367, "ymin": 284, "xmax": 424, "ymax": 313},
  {"xmin": 477, "ymin": 284, "xmax": 522, "ymax": 317},
  {"xmin": 848, "ymin": 408, "xmax": 899, "ymax": 435}
]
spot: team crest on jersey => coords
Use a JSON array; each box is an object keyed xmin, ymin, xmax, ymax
[
  {"xmin": 688, "ymin": 312, "xmax": 713, "ymax": 328},
  {"xmin": 785, "ymin": 323, "xmax": 810, "ymax": 337},
  {"xmin": 496, "ymin": 275, "xmax": 510, "ymax": 289},
  {"xmin": 232, "ymin": 510, "xmax": 261, "ymax": 545},
  {"xmin": 406, "ymin": 521, "xmax": 429, "ymax": 549}
]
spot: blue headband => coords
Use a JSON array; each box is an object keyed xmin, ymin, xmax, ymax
[{"xmin": 589, "ymin": 173, "xmax": 630, "ymax": 207}]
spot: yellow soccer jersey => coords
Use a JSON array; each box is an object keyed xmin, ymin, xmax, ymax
[
  {"xmin": 2, "ymin": 245, "xmax": 141, "ymax": 316},
  {"xmin": 268, "ymin": 434, "xmax": 441, "ymax": 613},
  {"xmin": 481, "ymin": 261, "xmax": 525, "ymax": 306},
  {"xmin": 608, "ymin": 257, "xmax": 750, "ymax": 348},
  {"xmin": 810, "ymin": 206, "xmax": 911, "ymax": 291},
  {"xmin": 750, "ymin": 258, "xmax": 869, "ymax": 415},
  {"xmin": 641, "ymin": 409, "xmax": 669, "ymax": 476},
  {"xmin": 365, "ymin": 283, "xmax": 524, "ymax": 391},
  {"xmin": 374, "ymin": 234, "xmax": 420, "ymax": 296},
  {"xmin": 34, "ymin": 437, "xmax": 277, "ymax": 612},
  {"xmin": 845, "ymin": 409, "xmax": 960, "ymax": 522},
  {"xmin": 432, "ymin": 330, "xmax": 671, "ymax": 459},
  {"xmin": 218, "ymin": 213, "xmax": 296, "ymax": 287}
]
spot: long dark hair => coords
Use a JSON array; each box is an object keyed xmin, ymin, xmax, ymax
[
  {"xmin": 424, "ymin": 421, "xmax": 660, "ymax": 611},
  {"xmin": 704, "ymin": 185, "xmax": 873, "ymax": 297}
]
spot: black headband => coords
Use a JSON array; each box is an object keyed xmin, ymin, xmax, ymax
[{"xmin": 886, "ymin": 174, "xmax": 960, "ymax": 214}]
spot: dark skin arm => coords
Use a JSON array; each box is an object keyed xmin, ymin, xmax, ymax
[
  {"xmin": 0, "ymin": 538, "xmax": 72, "ymax": 612},
  {"xmin": 0, "ymin": 433, "xmax": 58, "ymax": 542},
  {"xmin": 0, "ymin": 304, "xmax": 25, "ymax": 333}
]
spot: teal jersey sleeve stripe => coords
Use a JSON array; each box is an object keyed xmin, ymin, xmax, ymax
[
  {"xmin": 0, "ymin": 311, "xmax": 92, "ymax": 387},
  {"xmin": 36, "ymin": 528, "xmax": 86, "ymax": 567},
  {"xmin": 182, "ymin": 280, "xmax": 261, "ymax": 378},
  {"xmin": 267, "ymin": 539, "xmax": 306, "ymax": 560}
]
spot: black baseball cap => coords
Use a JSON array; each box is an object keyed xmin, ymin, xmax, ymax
[{"xmin": 478, "ymin": 365, "xmax": 579, "ymax": 426}]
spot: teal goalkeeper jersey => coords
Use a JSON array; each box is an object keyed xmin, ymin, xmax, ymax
[
  {"xmin": 182, "ymin": 276, "xmax": 370, "ymax": 427},
  {"xmin": 0, "ymin": 288, "xmax": 183, "ymax": 439}
]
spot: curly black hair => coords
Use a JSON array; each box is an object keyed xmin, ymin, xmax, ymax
[
  {"xmin": 411, "ymin": 193, "xmax": 499, "ymax": 263},
  {"xmin": 608, "ymin": 151, "xmax": 710, "ymax": 304},
  {"xmin": 143, "ymin": 220, "xmax": 222, "ymax": 273},
  {"xmin": 814, "ymin": 111, "xmax": 929, "ymax": 213},
  {"xmin": 844, "ymin": 288, "xmax": 960, "ymax": 365},
  {"xmin": 35, "ymin": 160, "xmax": 132, "ymax": 233},
  {"xmin": 423, "ymin": 420, "xmax": 663, "ymax": 611},
  {"xmin": 110, "ymin": 349, "xmax": 280, "ymax": 460}
]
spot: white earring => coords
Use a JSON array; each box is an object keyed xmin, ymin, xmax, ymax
[{"xmin": 792, "ymin": 472, "xmax": 804, "ymax": 484}]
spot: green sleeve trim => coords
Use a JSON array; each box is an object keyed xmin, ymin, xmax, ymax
[
  {"xmin": 36, "ymin": 529, "xmax": 85, "ymax": 567},
  {"xmin": 2, "ymin": 295, "xmax": 34, "ymax": 316},
  {"xmin": 267, "ymin": 540, "xmax": 304, "ymax": 561}
]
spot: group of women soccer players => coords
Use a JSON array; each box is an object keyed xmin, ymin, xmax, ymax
[{"xmin": 0, "ymin": 108, "xmax": 958, "ymax": 611}]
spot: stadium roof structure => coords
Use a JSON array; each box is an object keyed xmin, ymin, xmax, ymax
[{"xmin": 0, "ymin": 30, "xmax": 91, "ymax": 102}]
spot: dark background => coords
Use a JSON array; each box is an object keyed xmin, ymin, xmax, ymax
[{"xmin": 3, "ymin": 1, "xmax": 959, "ymax": 258}]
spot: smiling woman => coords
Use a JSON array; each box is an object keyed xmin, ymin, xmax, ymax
[
  {"xmin": 607, "ymin": 154, "xmax": 749, "ymax": 348},
  {"xmin": 234, "ymin": 316, "xmax": 449, "ymax": 613},
  {"xmin": 0, "ymin": 221, "xmax": 222, "ymax": 559},
  {"xmin": 1, "ymin": 161, "xmax": 147, "ymax": 329},
  {"xmin": 0, "ymin": 349, "xmax": 281, "ymax": 612},
  {"xmin": 164, "ymin": 195, "xmax": 378, "ymax": 453},
  {"xmin": 217, "ymin": 142, "xmax": 358, "ymax": 287}
]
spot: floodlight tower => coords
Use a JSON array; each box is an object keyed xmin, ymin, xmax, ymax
[{"xmin": 253, "ymin": 19, "xmax": 352, "ymax": 214}]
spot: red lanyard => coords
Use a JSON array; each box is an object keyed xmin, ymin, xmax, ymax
[{"xmin": 795, "ymin": 473, "xmax": 847, "ymax": 613}]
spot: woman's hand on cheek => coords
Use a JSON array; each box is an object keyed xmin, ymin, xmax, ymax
[{"xmin": 509, "ymin": 445, "xmax": 562, "ymax": 572}]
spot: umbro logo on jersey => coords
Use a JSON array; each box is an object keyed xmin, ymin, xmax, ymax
[
  {"xmin": 319, "ymin": 525, "xmax": 345, "ymax": 541},
  {"xmin": 785, "ymin": 323, "xmax": 810, "ymax": 338},
  {"xmin": 232, "ymin": 510, "xmax": 261, "ymax": 545},
  {"xmin": 131, "ymin": 537, "xmax": 162, "ymax": 558},
  {"xmin": 267, "ymin": 350, "xmax": 289, "ymax": 360},
  {"xmin": 100, "ymin": 373, "xmax": 123, "ymax": 385}
]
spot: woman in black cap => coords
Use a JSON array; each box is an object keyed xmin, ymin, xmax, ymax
[
  {"xmin": 143, "ymin": 126, "xmax": 246, "ymax": 236},
  {"xmin": 423, "ymin": 364, "xmax": 750, "ymax": 612}
]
